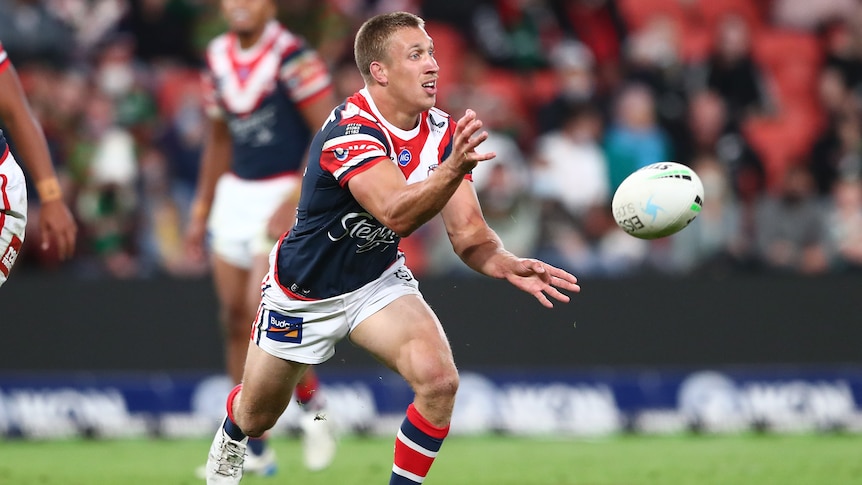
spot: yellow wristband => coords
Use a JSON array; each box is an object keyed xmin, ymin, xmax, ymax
[
  {"xmin": 192, "ymin": 200, "xmax": 209, "ymax": 220},
  {"xmin": 36, "ymin": 177, "xmax": 62, "ymax": 203}
]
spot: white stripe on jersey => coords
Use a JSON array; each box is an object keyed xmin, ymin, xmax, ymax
[
  {"xmin": 206, "ymin": 22, "xmax": 304, "ymax": 115},
  {"xmin": 0, "ymin": 49, "xmax": 7, "ymax": 65}
]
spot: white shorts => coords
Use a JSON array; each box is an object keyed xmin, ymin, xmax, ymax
[
  {"xmin": 207, "ymin": 172, "xmax": 300, "ymax": 269},
  {"xmin": 252, "ymin": 253, "xmax": 422, "ymax": 364},
  {"xmin": 0, "ymin": 154, "xmax": 28, "ymax": 288}
]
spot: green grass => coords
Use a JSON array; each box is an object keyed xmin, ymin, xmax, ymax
[{"xmin": 0, "ymin": 434, "xmax": 861, "ymax": 485}]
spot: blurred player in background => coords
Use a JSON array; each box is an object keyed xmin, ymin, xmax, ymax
[
  {"xmin": 185, "ymin": 0, "xmax": 338, "ymax": 476},
  {"xmin": 0, "ymin": 41, "xmax": 77, "ymax": 287},
  {"xmin": 203, "ymin": 11, "xmax": 580, "ymax": 484}
]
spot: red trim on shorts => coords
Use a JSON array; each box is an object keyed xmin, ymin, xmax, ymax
[{"xmin": 0, "ymin": 145, "xmax": 9, "ymax": 166}]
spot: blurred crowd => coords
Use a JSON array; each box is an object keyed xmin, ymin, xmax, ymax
[{"xmin": 4, "ymin": 0, "xmax": 862, "ymax": 280}]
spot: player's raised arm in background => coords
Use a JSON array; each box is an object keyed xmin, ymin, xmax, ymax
[
  {"xmin": 0, "ymin": 53, "xmax": 76, "ymax": 259},
  {"xmin": 347, "ymin": 109, "xmax": 494, "ymax": 237}
]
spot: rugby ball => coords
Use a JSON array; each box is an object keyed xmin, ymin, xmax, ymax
[{"xmin": 612, "ymin": 162, "xmax": 704, "ymax": 240}]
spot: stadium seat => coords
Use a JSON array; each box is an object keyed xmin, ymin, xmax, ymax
[
  {"xmin": 694, "ymin": 0, "xmax": 764, "ymax": 32},
  {"xmin": 617, "ymin": 0, "xmax": 686, "ymax": 31},
  {"xmin": 423, "ymin": 21, "xmax": 467, "ymax": 95}
]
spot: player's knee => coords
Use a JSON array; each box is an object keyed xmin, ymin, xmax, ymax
[
  {"xmin": 415, "ymin": 366, "xmax": 459, "ymax": 403},
  {"xmin": 219, "ymin": 303, "xmax": 250, "ymax": 339},
  {"xmin": 238, "ymin": 411, "xmax": 280, "ymax": 438}
]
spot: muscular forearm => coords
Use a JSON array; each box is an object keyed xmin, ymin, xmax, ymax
[
  {"xmin": 451, "ymin": 225, "xmax": 516, "ymax": 279},
  {"xmin": 378, "ymin": 161, "xmax": 470, "ymax": 236}
]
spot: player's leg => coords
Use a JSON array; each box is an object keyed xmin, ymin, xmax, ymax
[
  {"xmin": 349, "ymin": 294, "xmax": 458, "ymax": 484},
  {"xmin": 206, "ymin": 342, "xmax": 308, "ymax": 485},
  {"xmin": 212, "ymin": 256, "xmax": 251, "ymax": 385}
]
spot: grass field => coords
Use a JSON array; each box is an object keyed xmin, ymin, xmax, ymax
[{"xmin": 1, "ymin": 433, "xmax": 860, "ymax": 485}]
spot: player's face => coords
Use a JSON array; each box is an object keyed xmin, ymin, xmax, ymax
[
  {"xmin": 221, "ymin": 0, "xmax": 274, "ymax": 36},
  {"xmin": 384, "ymin": 26, "xmax": 439, "ymax": 114}
]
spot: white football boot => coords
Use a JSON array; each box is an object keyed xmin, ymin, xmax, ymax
[
  {"xmin": 205, "ymin": 420, "xmax": 248, "ymax": 484},
  {"xmin": 300, "ymin": 411, "xmax": 338, "ymax": 471}
]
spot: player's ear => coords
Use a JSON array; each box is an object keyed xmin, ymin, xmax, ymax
[{"xmin": 369, "ymin": 61, "xmax": 388, "ymax": 86}]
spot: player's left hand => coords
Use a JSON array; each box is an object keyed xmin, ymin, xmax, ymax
[
  {"xmin": 38, "ymin": 199, "xmax": 77, "ymax": 260},
  {"xmin": 266, "ymin": 205, "xmax": 297, "ymax": 240},
  {"xmin": 504, "ymin": 258, "xmax": 580, "ymax": 308}
]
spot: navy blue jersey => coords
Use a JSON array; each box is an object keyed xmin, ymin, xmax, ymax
[
  {"xmin": 274, "ymin": 89, "xmax": 465, "ymax": 300},
  {"xmin": 203, "ymin": 21, "xmax": 332, "ymax": 180}
]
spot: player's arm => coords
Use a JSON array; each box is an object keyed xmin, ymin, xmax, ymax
[
  {"xmin": 265, "ymin": 86, "xmax": 339, "ymax": 239},
  {"xmin": 186, "ymin": 116, "xmax": 231, "ymax": 258},
  {"xmin": 348, "ymin": 110, "xmax": 492, "ymax": 237},
  {"xmin": 0, "ymin": 62, "xmax": 76, "ymax": 259},
  {"xmin": 440, "ymin": 178, "xmax": 581, "ymax": 308}
]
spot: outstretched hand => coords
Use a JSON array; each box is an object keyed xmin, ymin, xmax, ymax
[{"xmin": 504, "ymin": 258, "xmax": 580, "ymax": 308}]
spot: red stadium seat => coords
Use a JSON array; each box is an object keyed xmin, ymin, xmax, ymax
[
  {"xmin": 617, "ymin": 0, "xmax": 686, "ymax": 31},
  {"xmin": 423, "ymin": 21, "xmax": 467, "ymax": 94}
]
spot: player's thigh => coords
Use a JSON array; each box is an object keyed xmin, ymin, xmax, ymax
[
  {"xmin": 349, "ymin": 295, "xmax": 455, "ymax": 384},
  {"xmin": 239, "ymin": 342, "xmax": 309, "ymax": 418}
]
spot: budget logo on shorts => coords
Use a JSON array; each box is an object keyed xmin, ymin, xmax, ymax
[
  {"xmin": 265, "ymin": 310, "xmax": 303, "ymax": 343},
  {"xmin": 398, "ymin": 148, "xmax": 412, "ymax": 166}
]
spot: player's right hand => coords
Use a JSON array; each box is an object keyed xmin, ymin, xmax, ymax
[
  {"xmin": 185, "ymin": 217, "xmax": 208, "ymax": 262},
  {"xmin": 451, "ymin": 109, "xmax": 495, "ymax": 173}
]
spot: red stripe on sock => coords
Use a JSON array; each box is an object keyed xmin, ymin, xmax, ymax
[
  {"xmin": 406, "ymin": 403, "xmax": 450, "ymax": 439},
  {"xmin": 295, "ymin": 370, "xmax": 320, "ymax": 405},
  {"xmin": 393, "ymin": 436, "xmax": 436, "ymax": 475},
  {"xmin": 226, "ymin": 384, "xmax": 242, "ymax": 423}
]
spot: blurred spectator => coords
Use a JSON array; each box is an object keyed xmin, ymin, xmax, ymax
[
  {"xmin": 118, "ymin": 0, "xmax": 199, "ymax": 66},
  {"xmin": 532, "ymin": 101, "xmax": 609, "ymax": 216},
  {"xmin": 624, "ymin": 14, "xmax": 689, "ymax": 153},
  {"xmin": 818, "ymin": 18, "xmax": 862, "ymax": 99},
  {"xmin": 425, "ymin": 132, "xmax": 540, "ymax": 276},
  {"xmin": 0, "ymin": 0, "xmax": 75, "ymax": 67},
  {"xmin": 689, "ymin": 14, "xmax": 775, "ymax": 123},
  {"xmin": 825, "ymin": 177, "xmax": 862, "ymax": 271},
  {"xmin": 49, "ymin": 0, "xmax": 128, "ymax": 56},
  {"xmin": 72, "ymin": 91, "xmax": 141, "ymax": 278},
  {"xmin": 443, "ymin": 48, "xmax": 531, "ymax": 146},
  {"xmin": 753, "ymin": 164, "xmax": 830, "ymax": 274},
  {"xmin": 667, "ymin": 154, "xmax": 746, "ymax": 274},
  {"xmin": 772, "ymin": 0, "xmax": 857, "ymax": 31},
  {"xmin": 468, "ymin": 0, "xmax": 562, "ymax": 71},
  {"xmin": 535, "ymin": 38, "xmax": 598, "ymax": 134},
  {"xmin": 551, "ymin": 0, "xmax": 628, "ymax": 95},
  {"xmin": 603, "ymin": 82, "xmax": 672, "ymax": 191},
  {"xmin": 278, "ymin": 0, "xmax": 354, "ymax": 64},
  {"xmin": 808, "ymin": 70, "xmax": 862, "ymax": 196},
  {"xmin": 137, "ymin": 145, "xmax": 206, "ymax": 276},
  {"xmin": 676, "ymin": 90, "xmax": 766, "ymax": 200}
]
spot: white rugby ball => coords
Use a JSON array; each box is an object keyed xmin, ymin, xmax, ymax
[{"xmin": 612, "ymin": 162, "xmax": 704, "ymax": 240}]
